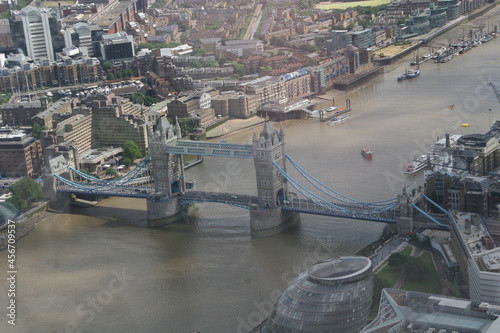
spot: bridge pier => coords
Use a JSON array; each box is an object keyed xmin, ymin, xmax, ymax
[
  {"xmin": 249, "ymin": 207, "xmax": 298, "ymax": 237},
  {"xmin": 146, "ymin": 195, "xmax": 185, "ymax": 227},
  {"xmin": 42, "ymin": 164, "xmax": 72, "ymax": 211},
  {"xmin": 395, "ymin": 216, "xmax": 413, "ymax": 235}
]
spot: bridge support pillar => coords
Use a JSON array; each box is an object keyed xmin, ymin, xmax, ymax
[
  {"xmin": 43, "ymin": 170, "xmax": 72, "ymax": 211},
  {"xmin": 147, "ymin": 195, "xmax": 185, "ymax": 227},
  {"xmin": 395, "ymin": 216, "xmax": 413, "ymax": 235},
  {"xmin": 249, "ymin": 207, "xmax": 298, "ymax": 237}
]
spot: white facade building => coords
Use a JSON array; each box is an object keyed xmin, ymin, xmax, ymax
[{"xmin": 20, "ymin": 6, "xmax": 57, "ymax": 61}]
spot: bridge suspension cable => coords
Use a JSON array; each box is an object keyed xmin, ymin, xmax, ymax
[
  {"xmin": 274, "ymin": 161, "xmax": 398, "ymax": 215},
  {"xmin": 285, "ymin": 154, "xmax": 398, "ymax": 206},
  {"xmin": 69, "ymin": 156, "xmax": 152, "ymax": 184},
  {"xmin": 56, "ymin": 156, "xmax": 153, "ymax": 191}
]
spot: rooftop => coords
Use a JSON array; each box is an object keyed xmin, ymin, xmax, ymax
[
  {"xmin": 361, "ymin": 289, "xmax": 500, "ymax": 333},
  {"xmin": 452, "ymin": 212, "xmax": 499, "ymax": 272},
  {"xmin": 92, "ymin": 0, "xmax": 136, "ymax": 29},
  {"xmin": 308, "ymin": 256, "xmax": 371, "ymax": 282}
]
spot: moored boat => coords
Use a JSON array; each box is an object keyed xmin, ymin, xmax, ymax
[
  {"xmin": 398, "ymin": 69, "xmax": 419, "ymax": 81},
  {"xmin": 328, "ymin": 114, "xmax": 348, "ymax": 125},
  {"xmin": 361, "ymin": 148, "xmax": 373, "ymax": 158},
  {"xmin": 405, "ymin": 69, "xmax": 420, "ymax": 78},
  {"xmin": 324, "ymin": 106, "xmax": 338, "ymax": 112},
  {"xmin": 404, "ymin": 154, "xmax": 437, "ymax": 174},
  {"xmin": 397, "ymin": 74, "xmax": 407, "ymax": 81}
]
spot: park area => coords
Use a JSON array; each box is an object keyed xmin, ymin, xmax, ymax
[
  {"xmin": 372, "ymin": 41, "xmax": 419, "ymax": 59},
  {"xmin": 376, "ymin": 246, "xmax": 443, "ymax": 293},
  {"xmin": 43, "ymin": 1, "xmax": 76, "ymax": 7},
  {"xmin": 315, "ymin": 0, "xmax": 391, "ymax": 10}
]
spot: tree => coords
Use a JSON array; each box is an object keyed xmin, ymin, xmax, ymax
[
  {"xmin": 299, "ymin": 44, "xmax": 317, "ymax": 53},
  {"xmin": 102, "ymin": 62, "xmax": 113, "ymax": 71},
  {"xmin": 6, "ymin": 177, "xmax": 43, "ymax": 212},
  {"xmin": 124, "ymin": 69, "xmax": 134, "ymax": 78},
  {"xmin": 31, "ymin": 123, "xmax": 47, "ymax": 139},
  {"xmin": 259, "ymin": 66, "xmax": 272, "ymax": 74},
  {"xmin": 107, "ymin": 72, "xmax": 115, "ymax": 80},
  {"xmin": 231, "ymin": 61, "xmax": 245, "ymax": 76},
  {"xmin": 388, "ymin": 252, "xmax": 406, "ymax": 268},
  {"xmin": 130, "ymin": 92, "xmax": 145, "ymax": 105},
  {"xmin": 203, "ymin": 60, "xmax": 219, "ymax": 68},
  {"xmin": 217, "ymin": 55, "xmax": 227, "ymax": 66},
  {"xmin": 404, "ymin": 257, "xmax": 427, "ymax": 282},
  {"xmin": 143, "ymin": 96, "xmax": 157, "ymax": 107},
  {"xmin": 270, "ymin": 36, "xmax": 286, "ymax": 46},
  {"xmin": 372, "ymin": 275, "xmax": 391, "ymax": 308},
  {"xmin": 105, "ymin": 167, "xmax": 117, "ymax": 176},
  {"xmin": 190, "ymin": 61, "xmax": 202, "ymax": 68},
  {"xmin": 314, "ymin": 36, "xmax": 327, "ymax": 49},
  {"xmin": 122, "ymin": 141, "xmax": 143, "ymax": 166},
  {"xmin": 192, "ymin": 48, "xmax": 207, "ymax": 56},
  {"xmin": 178, "ymin": 117, "xmax": 198, "ymax": 135},
  {"xmin": 74, "ymin": 168, "xmax": 92, "ymax": 182}
]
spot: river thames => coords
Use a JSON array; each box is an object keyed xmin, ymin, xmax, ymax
[{"xmin": 1, "ymin": 11, "xmax": 500, "ymax": 333}]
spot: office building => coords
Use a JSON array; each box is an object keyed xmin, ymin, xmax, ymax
[
  {"xmin": 266, "ymin": 256, "xmax": 373, "ymax": 333},
  {"xmin": 12, "ymin": 6, "xmax": 62, "ymax": 62},
  {"xmin": 361, "ymin": 288, "xmax": 500, "ymax": 332},
  {"xmin": 97, "ymin": 32, "xmax": 135, "ymax": 61},
  {"xmin": 449, "ymin": 212, "xmax": 500, "ymax": 304},
  {"xmin": 0, "ymin": 127, "xmax": 42, "ymax": 178}
]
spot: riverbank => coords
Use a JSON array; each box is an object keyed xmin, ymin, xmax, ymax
[
  {"xmin": 205, "ymin": 116, "xmax": 266, "ymax": 139},
  {"xmin": 0, "ymin": 201, "xmax": 54, "ymax": 251},
  {"xmin": 372, "ymin": 2, "xmax": 497, "ymax": 65}
]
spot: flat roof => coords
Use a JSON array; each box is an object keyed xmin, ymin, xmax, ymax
[{"xmin": 92, "ymin": 0, "xmax": 136, "ymax": 29}]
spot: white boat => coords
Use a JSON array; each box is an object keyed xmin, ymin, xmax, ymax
[
  {"xmin": 324, "ymin": 106, "xmax": 338, "ymax": 112},
  {"xmin": 328, "ymin": 114, "xmax": 348, "ymax": 126},
  {"xmin": 361, "ymin": 148, "xmax": 373, "ymax": 158},
  {"xmin": 404, "ymin": 155, "xmax": 437, "ymax": 174},
  {"xmin": 46, "ymin": 91, "xmax": 53, "ymax": 97}
]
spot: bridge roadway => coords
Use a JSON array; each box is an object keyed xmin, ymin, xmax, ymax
[
  {"xmin": 56, "ymin": 183, "xmax": 155, "ymax": 199},
  {"xmin": 281, "ymin": 198, "xmax": 398, "ymax": 223},
  {"xmin": 178, "ymin": 191, "xmax": 259, "ymax": 209}
]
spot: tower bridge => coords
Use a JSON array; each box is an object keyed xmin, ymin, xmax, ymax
[{"xmin": 42, "ymin": 118, "xmax": 450, "ymax": 236}]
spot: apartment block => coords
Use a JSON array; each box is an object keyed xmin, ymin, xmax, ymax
[
  {"xmin": 211, "ymin": 93, "xmax": 257, "ymax": 118},
  {"xmin": 0, "ymin": 127, "xmax": 42, "ymax": 178}
]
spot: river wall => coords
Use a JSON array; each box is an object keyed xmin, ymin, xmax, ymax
[
  {"xmin": 374, "ymin": 3, "xmax": 497, "ymax": 65},
  {"xmin": 0, "ymin": 201, "xmax": 51, "ymax": 251}
]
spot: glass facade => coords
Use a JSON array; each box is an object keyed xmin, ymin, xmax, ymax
[{"xmin": 266, "ymin": 256, "xmax": 373, "ymax": 333}]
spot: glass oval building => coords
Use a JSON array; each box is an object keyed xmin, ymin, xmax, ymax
[{"xmin": 266, "ymin": 256, "xmax": 373, "ymax": 333}]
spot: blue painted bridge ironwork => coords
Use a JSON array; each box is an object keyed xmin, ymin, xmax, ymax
[
  {"xmin": 51, "ymin": 141, "xmax": 448, "ymax": 229},
  {"xmin": 164, "ymin": 140, "xmax": 254, "ymax": 158}
]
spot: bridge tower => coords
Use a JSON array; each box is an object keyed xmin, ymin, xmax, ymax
[
  {"xmin": 146, "ymin": 117, "xmax": 186, "ymax": 226},
  {"xmin": 40, "ymin": 133, "xmax": 76, "ymax": 210},
  {"xmin": 250, "ymin": 122, "xmax": 296, "ymax": 236},
  {"xmin": 395, "ymin": 186, "xmax": 423, "ymax": 234}
]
